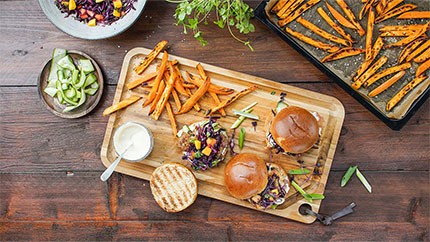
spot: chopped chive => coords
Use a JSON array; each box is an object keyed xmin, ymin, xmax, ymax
[
  {"xmin": 233, "ymin": 109, "xmax": 259, "ymax": 120},
  {"xmin": 341, "ymin": 165, "xmax": 357, "ymax": 187},
  {"xmin": 288, "ymin": 168, "xmax": 311, "ymax": 175},
  {"xmin": 240, "ymin": 101, "xmax": 258, "ymax": 112},
  {"xmin": 291, "ymin": 181, "xmax": 312, "ymax": 202},
  {"xmin": 356, "ymin": 168, "xmax": 372, "ymax": 193},
  {"xmin": 238, "ymin": 128, "xmax": 245, "ymax": 149},
  {"xmin": 270, "ymin": 91, "xmax": 276, "ymax": 95},
  {"xmin": 231, "ymin": 109, "xmax": 253, "ymax": 129},
  {"xmin": 309, "ymin": 194, "xmax": 325, "ymax": 200}
]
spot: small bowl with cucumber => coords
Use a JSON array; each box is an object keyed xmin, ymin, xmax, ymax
[{"xmin": 38, "ymin": 48, "xmax": 103, "ymax": 118}]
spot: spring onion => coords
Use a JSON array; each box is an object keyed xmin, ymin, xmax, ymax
[
  {"xmin": 291, "ymin": 181, "xmax": 324, "ymax": 203},
  {"xmin": 288, "ymin": 168, "xmax": 311, "ymax": 175},
  {"xmin": 309, "ymin": 194, "xmax": 325, "ymax": 200},
  {"xmin": 341, "ymin": 165, "xmax": 357, "ymax": 187},
  {"xmin": 356, "ymin": 168, "xmax": 372, "ymax": 193},
  {"xmin": 291, "ymin": 181, "xmax": 312, "ymax": 202},
  {"xmin": 239, "ymin": 128, "xmax": 245, "ymax": 149},
  {"xmin": 231, "ymin": 109, "xmax": 252, "ymax": 129},
  {"xmin": 233, "ymin": 109, "xmax": 259, "ymax": 120},
  {"xmin": 240, "ymin": 101, "xmax": 258, "ymax": 112}
]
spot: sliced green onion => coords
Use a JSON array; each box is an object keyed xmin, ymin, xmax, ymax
[
  {"xmin": 341, "ymin": 165, "xmax": 357, "ymax": 187},
  {"xmin": 231, "ymin": 109, "xmax": 253, "ymax": 129},
  {"xmin": 309, "ymin": 194, "xmax": 325, "ymax": 200},
  {"xmin": 238, "ymin": 128, "xmax": 245, "ymax": 149},
  {"xmin": 288, "ymin": 168, "xmax": 311, "ymax": 175},
  {"xmin": 291, "ymin": 180, "xmax": 312, "ymax": 202},
  {"xmin": 356, "ymin": 168, "xmax": 372, "ymax": 193},
  {"xmin": 233, "ymin": 109, "xmax": 259, "ymax": 120},
  {"xmin": 240, "ymin": 101, "xmax": 258, "ymax": 112}
]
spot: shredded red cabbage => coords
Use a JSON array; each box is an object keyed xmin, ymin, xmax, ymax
[
  {"xmin": 55, "ymin": 0, "xmax": 137, "ymax": 26},
  {"xmin": 249, "ymin": 166, "xmax": 289, "ymax": 209},
  {"xmin": 181, "ymin": 118, "xmax": 228, "ymax": 171}
]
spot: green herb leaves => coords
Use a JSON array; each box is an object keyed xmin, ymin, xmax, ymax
[
  {"xmin": 341, "ymin": 165, "xmax": 372, "ymax": 193},
  {"xmin": 167, "ymin": 0, "xmax": 255, "ymax": 50}
]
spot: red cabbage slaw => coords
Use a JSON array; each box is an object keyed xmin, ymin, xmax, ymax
[
  {"xmin": 55, "ymin": 0, "xmax": 138, "ymax": 26},
  {"xmin": 180, "ymin": 118, "xmax": 228, "ymax": 171},
  {"xmin": 249, "ymin": 165, "xmax": 289, "ymax": 209}
]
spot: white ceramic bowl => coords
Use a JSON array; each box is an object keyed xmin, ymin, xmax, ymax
[
  {"xmin": 113, "ymin": 122, "xmax": 154, "ymax": 162},
  {"xmin": 38, "ymin": 0, "xmax": 147, "ymax": 40}
]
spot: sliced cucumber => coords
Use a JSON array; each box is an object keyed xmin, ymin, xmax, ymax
[
  {"xmin": 46, "ymin": 49, "xmax": 97, "ymax": 113},
  {"xmin": 84, "ymin": 73, "xmax": 97, "ymax": 87},
  {"xmin": 44, "ymin": 87, "xmax": 58, "ymax": 97},
  {"xmin": 57, "ymin": 90, "xmax": 64, "ymax": 104},
  {"xmin": 58, "ymin": 55, "xmax": 76, "ymax": 71},
  {"xmin": 71, "ymin": 69, "xmax": 79, "ymax": 85},
  {"xmin": 63, "ymin": 89, "xmax": 86, "ymax": 112},
  {"xmin": 90, "ymin": 81, "xmax": 99, "ymax": 89},
  {"xmin": 65, "ymin": 88, "xmax": 76, "ymax": 99},
  {"xmin": 84, "ymin": 88, "xmax": 98, "ymax": 96},
  {"xmin": 47, "ymin": 79, "xmax": 56, "ymax": 88},
  {"xmin": 79, "ymin": 59, "xmax": 94, "ymax": 74},
  {"xmin": 75, "ymin": 70, "xmax": 86, "ymax": 88},
  {"xmin": 57, "ymin": 70, "xmax": 65, "ymax": 81},
  {"xmin": 48, "ymin": 48, "xmax": 67, "ymax": 82}
]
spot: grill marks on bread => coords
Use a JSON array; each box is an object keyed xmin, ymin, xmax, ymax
[{"xmin": 150, "ymin": 163, "xmax": 197, "ymax": 212}]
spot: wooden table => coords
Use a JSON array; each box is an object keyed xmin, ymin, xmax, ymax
[{"xmin": 0, "ymin": 0, "xmax": 428, "ymax": 240}]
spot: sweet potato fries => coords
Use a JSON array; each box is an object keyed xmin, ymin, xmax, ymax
[{"xmin": 104, "ymin": 41, "xmax": 257, "ymax": 136}]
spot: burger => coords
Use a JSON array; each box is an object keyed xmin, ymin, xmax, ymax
[
  {"xmin": 224, "ymin": 153, "xmax": 290, "ymax": 209},
  {"xmin": 177, "ymin": 118, "xmax": 228, "ymax": 171},
  {"xmin": 266, "ymin": 105, "xmax": 319, "ymax": 155}
]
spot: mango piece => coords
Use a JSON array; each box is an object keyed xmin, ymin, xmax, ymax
[
  {"xmin": 194, "ymin": 140, "xmax": 201, "ymax": 150},
  {"xmin": 87, "ymin": 19, "xmax": 96, "ymax": 27},
  {"xmin": 202, "ymin": 147, "xmax": 212, "ymax": 156},
  {"xmin": 113, "ymin": 9, "xmax": 121, "ymax": 18},
  {"xmin": 68, "ymin": 0, "xmax": 76, "ymax": 10},
  {"xmin": 206, "ymin": 138, "xmax": 217, "ymax": 146},
  {"xmin": 113, "ymin": 0, "xmax": 123, "ymax": 9}
]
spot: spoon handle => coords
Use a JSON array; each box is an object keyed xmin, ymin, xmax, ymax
[
  {"xmin": 100, "ymin": 146, "xmax": 129, "ymax": 182},
  {"xmin": 100, "ymin": 156, "xmax": 122, "ymax": 181}
]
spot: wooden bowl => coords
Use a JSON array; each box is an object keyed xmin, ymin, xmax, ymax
[{"xmin": 37, "ymin": 50, "xmax": 104, "ymax": 119}]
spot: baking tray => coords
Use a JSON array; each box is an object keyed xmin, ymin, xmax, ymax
[
  {"xmin": 101, "ymin": 47, "xmax": 345, "ymax": 223},
  {"xmin": 255, "ymin": 0, "xmax": 429, "ymax": 130}
]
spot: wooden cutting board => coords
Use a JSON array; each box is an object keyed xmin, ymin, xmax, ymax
[{"xmin": 100, "ymin": 47, "xmax": 345, "ymax": 224}]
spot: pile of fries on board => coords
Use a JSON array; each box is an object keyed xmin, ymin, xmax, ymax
[{"xmin": 103, "ymin": 40, "xmax": 257, "ymax": 136}]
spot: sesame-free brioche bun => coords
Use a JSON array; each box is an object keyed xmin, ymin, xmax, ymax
[
  {"xmin": 269, "ymin": 106, "xmax": 318, "ymax": 154},
  {"xmin": 224, "ymin": 154, "xmax": 268, "ymax": 200}
]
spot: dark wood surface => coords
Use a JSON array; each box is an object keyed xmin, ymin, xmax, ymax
[{"xmin": 0, "ymin": 0, "xmax": 429, "ymax": 241}]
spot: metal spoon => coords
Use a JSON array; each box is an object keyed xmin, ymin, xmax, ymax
[{"xmin": 100, "ymin": 133, "xmax": 139, "ymax": 182}]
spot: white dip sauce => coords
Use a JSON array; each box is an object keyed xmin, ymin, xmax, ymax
[{"xmin": 114, "ymin": 122, "xmax": 153, "ymax": 161}]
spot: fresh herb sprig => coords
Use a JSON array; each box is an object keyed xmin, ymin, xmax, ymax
[{"xmin": 166, "ymin": 0, "xmax": 255, "ymax": 50}]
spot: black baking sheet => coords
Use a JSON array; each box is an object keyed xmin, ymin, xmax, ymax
[{"xmin": 255, "ymin": 0, "xmax": 429, "ymax": 130}]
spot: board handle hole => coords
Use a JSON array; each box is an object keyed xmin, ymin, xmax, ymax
[{"xmin": 299, "ymin": 203, "xmax": 312, "ymax": 215}]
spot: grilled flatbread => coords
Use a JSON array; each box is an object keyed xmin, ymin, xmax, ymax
[{"xmin": 150, "ymin": 163, "xmax": 198, "ymax": 213}]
